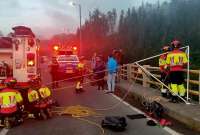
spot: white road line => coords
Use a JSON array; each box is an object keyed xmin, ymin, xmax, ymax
[
  {"xmin": 111, "ymin": 94, "xmax": 183, "ymax": 135},
  {"xmin": 0, "ymin": 128, "xmax": 9, "ymax": 135}
]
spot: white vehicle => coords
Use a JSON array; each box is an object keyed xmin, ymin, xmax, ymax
[
  {"xmin": 0, "ymin": 26, "xmax": 40, "ymax": 83},
  {"xmin": 57, "ymin": 55, "xmax": 79, "ymax": 74}
]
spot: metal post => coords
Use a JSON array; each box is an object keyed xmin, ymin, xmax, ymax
[
  {"xmin": 79, "ymin": 4, "xmax": 82, "ymax": 56},
  {"xmin": 186, "ymin": 46, "xmax": 190, "ymax": 101}
]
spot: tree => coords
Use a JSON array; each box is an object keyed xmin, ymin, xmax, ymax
[{"xmin": 78, "ymin": 0, "xmax": 200, "ymax": 68}]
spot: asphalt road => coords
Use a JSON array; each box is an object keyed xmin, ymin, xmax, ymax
[{"xmin": 0, "ymin": 63, "xmax": 179, "ymax": 135}]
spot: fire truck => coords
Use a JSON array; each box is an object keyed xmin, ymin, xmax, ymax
[{"xmin": 0, "ymin": 26, "xmax": 40, "ymax": 86}]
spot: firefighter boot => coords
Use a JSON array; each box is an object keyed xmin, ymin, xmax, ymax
[
  {"xmin": 75, "ymin": 81, "xmax": 81, "ymax": 93},
  {"xmin": 161, "ymin": 89, "xmax": 167, "ymax": 98},
  {"xmin": 170, "ymin": 96, "xmax": 178, "ymax": 103}
]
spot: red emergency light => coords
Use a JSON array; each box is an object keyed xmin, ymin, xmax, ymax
[
  {"xmin": 27, "ymin": 53, "xmax": 35, "ymax": 66},
  {"xmin": 73, "ymin": 46, "xmax": 77, "ymax": 51},
  {"xmin": 53, "ymin": 45, "xmax": 59, "ymax": 51}
]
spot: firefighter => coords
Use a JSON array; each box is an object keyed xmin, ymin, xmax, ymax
[
  {"xmin": 0, "ymin": 78, "xmax": 23, "ymax": 125},
  {"xmin": 38, "ymin": 85, "xmax": 51, "ymax": 100},
  {"xmin": 50, "ymin": 57, "xmax": 59, "ymax": 89},
  {"xmin": 38, "ymin": 85, "xmax": 52, "ymax": 118},
  {"xmin": 166, "ymin": 40, "xmax": 188, "ymax": 103},
  {"xmin": 159, "ymin": 45, "xmax": 171, "ymax": 97},
  {"xmin": 76, "ymin": 56, "xmax": 85, "ymax": 93},
  {"xmin": 27, "ymin": 78, "xmax": 42, "ymax": 119}
]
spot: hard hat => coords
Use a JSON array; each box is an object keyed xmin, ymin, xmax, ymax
[
  {"xmin": 162, "ymin": 45, "xmax": 171, "ymax": 52},
  {"xmin": 4, "ymin": 77, "xmax": 17, "ymax": 87},
  {"xmin": 171, "ymin": 40, "xmax": 181, "ymax": 49}
]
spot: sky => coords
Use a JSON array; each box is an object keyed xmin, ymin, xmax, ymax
[{"xmin": 0, "ymin": 0, "xmax": 168, "ymax": 38}]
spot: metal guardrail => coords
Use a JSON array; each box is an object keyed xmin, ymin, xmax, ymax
[{"xmin": 119, "ymin": 63, "xmax": 200, "ymax": 103}]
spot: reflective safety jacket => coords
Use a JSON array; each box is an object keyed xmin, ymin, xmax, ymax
[
  {"xmin": 77, "ymin": 63, "xmax": 84, "ymax": 69},
  {"xmin": 77, "ymin": 63, "xmax": 85, "ymax": 76},
  {"xmin": 159, "ymin": 54, "xmax": 167, "ymax": 72},
  {"xmin": 166, "ymin": 50, "xmax": 188, "ymax": 71},
  {"xmin": 0, "ymin": 88, "xmax": 23, "ymax": 114},
  {"xmin": 38, "ymin": 87, "xmax": 51, "ymax": 99},
  {"xmin": 28, "ymin": 89, "xmax": 40, "ymax": 103}
]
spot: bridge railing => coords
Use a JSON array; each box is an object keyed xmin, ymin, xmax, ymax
[{"xmin": 120, "ymin": 64, "xmax": 200, "ymax": 103}]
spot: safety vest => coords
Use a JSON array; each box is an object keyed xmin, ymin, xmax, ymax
[
  {"xmin": 28, "ymin": 89, "xmax": 40, "ymax": 103},
  {"xmin": 159, "ymin": 54, "xmax": 167, "ymax": 72},
  {"xmin": 166, "ymin": 50, "xmax": 188, "ymax": 71},
  {"xmin": 0, "ymin": 88, "xmax": 22, "ymax": 114},
  {"xmin": 77, "ymin": 63, "xmax": 84, "ymax": 69},
  {"xmin": 38, "ymin": 87, "xmax": 51, "ymax": 99}
]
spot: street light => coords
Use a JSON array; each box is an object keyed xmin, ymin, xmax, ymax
[{"xmin": 69, "ymin": 1, "xmax": 82, "ymax": 55}]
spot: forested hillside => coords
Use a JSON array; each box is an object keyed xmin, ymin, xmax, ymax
[{"xmin": 79, "ymin": 0, "xmax": 200, "ymax": 68}]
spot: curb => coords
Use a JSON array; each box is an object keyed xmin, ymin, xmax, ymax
[{"xmin": 117, "ymin": 84, "xmax": 200, "ymax": 133}]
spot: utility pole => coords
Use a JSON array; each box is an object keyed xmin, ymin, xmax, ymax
[
  {"xmin": 69, "ymin": 2, "xmax": 82, "ymax": 55},
  {"xmin": 79, "ymin": 4, "xmax": 82, "ymax": 55}
]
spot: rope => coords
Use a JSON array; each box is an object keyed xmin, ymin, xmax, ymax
[
  {"xmin": 50, "ymin": 69, "xmax": 140, "ymax": 112},
  {"xmin": 51, "ymin": 77, "xmax": 106, "ymax": 91},
  {"xmin": 94, "ymin": 72, "xmax": 139, "ymax": 111},
  {"xmin": 76, "ymin": 117, "xmax": 105, "ymax": 135},
  {"xmin": 52, "ymin": 105, "xmax": 105, "ymax": 135},
  {"xmin": 43, "ymin": 65, "xmax": 124, "ymax": 86},
  {"xmin": 55, "ymin": 105, "xmax": 101, "ymax": 118}
]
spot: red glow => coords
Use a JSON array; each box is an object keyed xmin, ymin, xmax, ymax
[
  {"xmin": 73, "ymin": 46, "xmax": 77, "ymax": 51},
  {"xmin": 28, "ymin": 60, "xmax": 34, "ymax": 66},
  {"xmin": 53, "ymin": 45, "xmax": 59, "ymax": 51}
]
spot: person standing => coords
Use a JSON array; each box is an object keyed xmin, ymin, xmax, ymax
[
  {"xmin": 75, "ymin": 56, "xmax": 85, "ymax": 93},
  {"xmin": 113, "ymin": 49, "xmax": 123, "ymax": 83},
  {"xmin": 166, "ymin": 40, "xmax": 188, "ymax": 103},
  {"xmin": 94, "ymin": 56, "xmax": 106, "ymax": 90},
  {"xmin": 50, "ymin": 57, "xmax": 59, "ymax": 89},
  {"xmin": 107, "ymin": 54, "xmax": 118, "ymax": 93},
  {"xmin": 159, "ymin": 45, "xmax": 171, "ymax": 98},
  {"xmin": 91, "ymin": 52, "xmax": 97, "ymax": 72}
]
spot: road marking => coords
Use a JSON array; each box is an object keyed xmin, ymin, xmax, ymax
[
  {"xmin": 0, "ymin": 128, "xmax": 9, "ymax": 135},
  {"xmin": 111, "ymin": 94, "xmax": 183, "ymax": 135}
]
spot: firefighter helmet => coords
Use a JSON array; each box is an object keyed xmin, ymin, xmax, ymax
[
  {"xmin": 4, "ymin": 77, "xmax": 17, "ymax": 88},
  {"xmin": 171, "ymin": 40, "xmax": 181, "ymax": 49}
]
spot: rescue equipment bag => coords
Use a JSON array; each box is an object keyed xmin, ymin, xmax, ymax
[{"xmin": 101, "ymin": 116, "xmax": 127, "ymax": 131}]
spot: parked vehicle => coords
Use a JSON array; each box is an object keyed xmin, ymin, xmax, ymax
[{"xmin": 57, "ymin": 55, "xmax": 80, "ymax": 76}]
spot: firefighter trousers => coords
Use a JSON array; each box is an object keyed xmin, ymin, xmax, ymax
[{"xmin": 169, "ymin": 71, "xmax": 186, "ymax": 97}]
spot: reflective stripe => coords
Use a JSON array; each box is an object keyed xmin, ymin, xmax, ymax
[
  {"xmin": 0, "ymin": 106, "xmax": 17, "ymax": 114},
  {"xmin": 1, "ymin": 104, "xmax": 16, "ymax": 108},
  {"xmin": 28, "ymin": 89, "xmax": 39, "ymax": 102},
  {"xmin": 39, "ymin": 87, "xmax": 51, "ymax": 99},
  {"xmin": 166, "ymin": 50, "xmax": 188, "ymax": 71}
]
